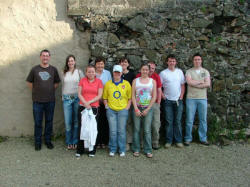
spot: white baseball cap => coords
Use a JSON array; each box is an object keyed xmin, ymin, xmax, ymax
[{"xmin": 113, "ymin": 65, "xmax": 122, "ymax": 73}]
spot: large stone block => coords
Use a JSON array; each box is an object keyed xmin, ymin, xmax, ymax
[{"xmin": 125, "ymin": 15, "xmax": 146, "ymax": 33}]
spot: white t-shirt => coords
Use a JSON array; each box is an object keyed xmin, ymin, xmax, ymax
[{"xmin": 159, "ymin": 68, "xmax": 185, "ymax": 101}]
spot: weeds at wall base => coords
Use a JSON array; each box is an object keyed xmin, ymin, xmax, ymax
[{"xmin": 0, "ymin": 136, "xmax": 8, "ymax": 143}]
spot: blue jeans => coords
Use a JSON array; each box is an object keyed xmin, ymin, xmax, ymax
[
  {"xmin": 165, "ymin": 99, "xmax": 183, "ymax": 143},
  {"xmin": 63, "ymin": 95, "xmax": 79, "ymax": 145},
  {"xmin": 33, "ymin": 101, "xmax": 55, "ymax": 145},
  {"xmin": 106, "ymin": 108, "xmax": 129, "ymax": 153},
  {"xmin": 132, "ymin": 107, "xmax": 153, "ymax": 154},
  {"xmin": 184, "ymin": 99, "xmax": 208, "ymax": 142}
]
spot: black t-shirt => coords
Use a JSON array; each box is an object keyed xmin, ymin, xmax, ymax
[
  {"xmin": 122, "ymin": 70, "xmax": 135, "ymax": 85},
  {"xmin": 26, "ymin": 65, "xmax": 61, "ymax": 102}
]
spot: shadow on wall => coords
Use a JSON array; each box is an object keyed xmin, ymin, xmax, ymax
[{"xmin": 0, "ymin": 0, "xmax": 90, "ymax": 137}]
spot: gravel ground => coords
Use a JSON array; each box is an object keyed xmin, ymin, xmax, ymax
[{"xmin": 0, "ymin": 138, "xmax": 249, "ymax": 187}]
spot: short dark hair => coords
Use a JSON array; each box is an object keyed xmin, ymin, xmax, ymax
[
  {"xmin": 119, "ymin": 57, "xmax": 130, "ymax": 64},
  {"xmin": 140, "ymin": 62, "xmax": 150, "ymax": 70},
  {"xmin": 95, "ymin": 57, "xmax": 106, "ymax": 64},
  {"xmin": 148, "ymin": 61, "xmax": 156, "ymax": 66},
  {"xmin": 192, "ymin": 53, "xmax": 202, "ymax": 60},
  {"xmin": 166, "ymin": 54, "xmax": 176, "ymax": 62},
  {"xmin": 40, "ymin": 49, "xmax": 50, "ymax": 56}
]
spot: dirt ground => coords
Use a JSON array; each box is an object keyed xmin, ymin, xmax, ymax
[{"xmin": 0, "ymin": 138, "xmax": 249, "ymax": 187}]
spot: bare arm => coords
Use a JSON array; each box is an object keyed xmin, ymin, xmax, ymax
[
  {"xmin": 27, "ymin": 82, "xmax": 33, "ymax": 91},
  {"xmin": 186, "ymin": 75, "xmax": 204, "ymax": 87},
  {"xmin": 131, "ymin": 79, "xmax": 141, "ymax": 117},
  {"xmin": 86, "ymin": 88, "xmax": 103, "ymax": 106},
  {"xmin": 142, "ymin": 80, "xmax": 157, "ymax": 116},
  {"xmin": 103, "ymin": 99, "xmax": 108, "ymax": 108},
  {"xmin": 179, "ymin": 84, "xmax": 185, "ymax": 100},
  {"xmin": 197, "ymin": 77, "xmax": 211, "ymax": 88},
  {"xmin": 78, "ymin": 86, "xmax": 91, "ymax": 109},
  {"xmin": 156, "ymin": 87, "xmax": 162, "ymax": 104},
  {"xmin": 125, "ymin": 99, "xmax": 132, "ymax": 110},
  {"xmin": 54, "ymin": 83, "xmax": 59, "ymax": 89}
]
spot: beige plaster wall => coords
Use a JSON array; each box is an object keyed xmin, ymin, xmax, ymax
[{"xmin": 0, "ymin": 0, "xmax": 90, "ymax": 136}]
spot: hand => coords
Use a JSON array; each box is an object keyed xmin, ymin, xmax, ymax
[
  {"xmin": 84, "ymin": 102, "xmax": 91, "ymax": 109},
  {"xmin": 199, "ymin": 80, "xmax": 205, "ymax": 84},
  {"xmin": 135, "ymin": 109, "xmax": 141, "ymax": 117},
  {"xmin": 141, "ymin": 108, "xmax": 149, "ymax": 116}
]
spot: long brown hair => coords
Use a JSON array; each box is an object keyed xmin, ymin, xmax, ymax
[{"xmin": 63, "ymin": 55, "xmax": 76, "ymax": 75}]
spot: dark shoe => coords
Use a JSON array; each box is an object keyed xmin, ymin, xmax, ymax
[
  {"xmin": 200, "ymin": 141, "xmax": 210, "ymax": 146},
  {"xmin": 152, "ymin": 143, "xmax": 160, "ymax": 150},
  {"xmin": 153, "ymin": 146, "xmax": 160, "ymax": 150},
  {"xmin": 35, "ymin": 144, "xmax": 41, "ymax": 151},
  {"xmin": 184, "ymin": 142, "xmax": 190, "ymax": 146},
  {"xmin": 45, "ymin": 142, "xmax": 54, "ymax": 149},
  {"xmin": 88, "ymin": 150, "xmax": 96, "ymax": 157}
]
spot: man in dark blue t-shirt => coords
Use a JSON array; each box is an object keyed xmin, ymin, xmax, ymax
[{"xmin": 26, "ymin": 49, "xmax": 60, "ymax": 151}]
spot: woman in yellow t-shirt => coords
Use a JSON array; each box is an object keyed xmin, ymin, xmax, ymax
[{"xmin": 103, "ymin": 65, "xmax": 132, "ymax": 157}]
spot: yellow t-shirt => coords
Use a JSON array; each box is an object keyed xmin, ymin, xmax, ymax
[{"xmin": 103, "ymin": 79, "xmax": 132, "ymax": 111}]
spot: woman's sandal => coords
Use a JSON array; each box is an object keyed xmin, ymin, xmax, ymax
[
  {"xmin": 72, "ymin": 144, "xmax": 77, "ymax": 150},
  {"xmin": 146, "ymin": 153, "xmax": 153, "ymax": 158},
  {"xmin": 133, "ymin": 152, "xmax": 140, "ymax": 157},
  {"xmin": 67, "ymin": 144, "xmax": 73, "ymax": 150}
]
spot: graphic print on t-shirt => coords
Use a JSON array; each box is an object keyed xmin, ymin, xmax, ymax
[{"xmin": 39, "ymin": 72, "xmax": 51, "ymax": 81}]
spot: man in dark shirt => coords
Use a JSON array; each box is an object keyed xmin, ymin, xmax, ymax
[{"xmin": 26, "ymin": 49, "xmax": 60, "ymax": 151}]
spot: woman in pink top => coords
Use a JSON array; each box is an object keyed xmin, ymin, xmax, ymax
[{"xmin": 76, "ymin": 65, "xmax": 103, "ymax": 157}]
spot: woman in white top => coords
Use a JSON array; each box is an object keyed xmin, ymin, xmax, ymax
[
  {"xmin": 132, "ymin": 63, "xmax": 156, "ymax": 158},
  {"xmin": 62, "ymin": 55, "xmax": 84, "ymax": 150}
]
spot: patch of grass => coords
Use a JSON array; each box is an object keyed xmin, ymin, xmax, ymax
[
  {"xmin": 0, "ymin": 136, "xmax": 8, "ymax": 143},
  {"xmin": 239, "ymin": 0, "xmax": 245, "ymax": 5},
  {"xmin": 201, "ymin": 6, "xmax": 207, "ymax": 14},
  {"xmin": 207, "ymin": 117, "xmax": 224, "ymax": 143}
]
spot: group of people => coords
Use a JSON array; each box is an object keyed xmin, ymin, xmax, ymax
[{"xmin": 26, "ymin": 49, "xmax": 211, "ymax": 158}]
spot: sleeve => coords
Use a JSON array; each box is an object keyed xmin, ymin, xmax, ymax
[
  {"xmin": 127, "ymin": 82, "xmax": 132, "ymax": 99},
  {"xmin": 78, "ymin": 78, "xmax": 83, "ymax": 87},
  {"xmin": 155, "ymin": 74, "xmax": 162, "ymax": 88},
  {"xmin": 185, "ymin": 69, "xmax": 191, "ymax": 77},
  {"xmin": 180, "ymin": 70, "xmax": 185, "ymax": 84},
  {"xmin": 159, "ymin": 71, "xmax": 164, "ymax": 83},
  {"xmin": 102, "ymin": 81, "xmax": 109, "ymax": 99},
  {"xmin": 54, "ymin": 68, "xmax": 61, "ymax": 83},
  {"xmin": 108, "ymin": 71, "xmax": 112, "ymax": 81},
  {"xmin": 98, "ymin": 79, "xmax": 103, "ymax": 89},
  {"xmin": 26, "ymin": 68, "xmax": 34, "ymax": 83},
  {"xmin": 79, "ymin": 69, "xmax": 85, "ymax": 78},
  {"xmin": 205, "ymin": 69, "xmax": 210, "ymax": 78},
  {"xmin": 135, "ymin": 73, "xmax": 141, "ymax": 78}
]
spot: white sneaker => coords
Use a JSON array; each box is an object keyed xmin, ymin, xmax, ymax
[
  {"xmin": 176, "ymin": 143, "xmax": 184, "ymax": 148},
  {"xmin": 75, "ymin": 153, "xmax": 81, "ymax": 157},
  {"xmin": 164, "ymin": 143, "xmax": 171, "ymax": 149},
  {"xmin": 109, "ymin": 152, "xmax": 115, "ymax": 157},
  {"xmin": 88, "ymin": 154, "xmax": 95, "ymax": 157},
  {"xmin": 120, "ymin": 152, "xmax": 125, "ymax": 157}
]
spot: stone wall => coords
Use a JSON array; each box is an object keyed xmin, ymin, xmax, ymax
[{"xmin": 68, "ymin": 0, "xmax": 250, "ymax": 129}]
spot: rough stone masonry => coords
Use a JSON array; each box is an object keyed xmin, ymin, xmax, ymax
[{"xmin": 68, "ymin": 0, "xmax": 250, "ymax": 133}]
